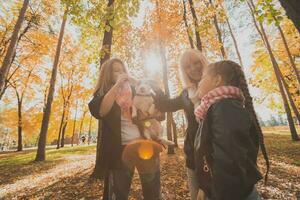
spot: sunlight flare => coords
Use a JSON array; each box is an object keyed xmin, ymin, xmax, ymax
[{"xmin": 144, "ymin": 51, "xmax": 162, "ymax": 75}]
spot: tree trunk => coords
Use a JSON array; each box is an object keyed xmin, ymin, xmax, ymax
[
  {"xmin": 14, "ymin": 69, "xmax": 32, "ymax": 151},
  {"xmin": 171, "ymin": 116, "xmax": 178, "ymax": 147},
  {"xmin": 99, "ymin": 0, "xmax": 115, "ymax": 67},
  {"xmin": 278, "ymin": 68, "xmax": 300, "ymax": 124},
  {"xmin": 155, "ymin": 0, "xmax": 174, "ymax": 154},
  {"xmin": 88, "ymin": 114, "xmax": 92, "ymax": 145},
  {"xmin": 276, "ymin": 23, "xmax": 300, "ymax": 86},
  {"xmin": 17, "ymin": 100, "xmax": 22, "ymax": 151},
  {"xmin": 92, "ymin": 0, "xmax": 115, "ymax": 179},
  {"xmin": 225, "ymin": 14, "xmax": 243, "ymax": 67},
  {"xmin": 57, "ymin": 105, "xmax": 66, "ymax": 149},
  {"xmin": 35, "ymin": 9, "xmax": 68, "ymax": 161},
  {"xmin": 0, "ymin": 0, "xmax": 29, "ymax": 99},
  {"xmin": 71, "ymin": 101, "xmax": 78, "ymax": 147},
  {"xmin": 0, "ymin": 18, "xmax": 34, "ymax": 100},
  {"xmin": 78, "ymin": 110, "xmax": 87, "ymax": 145},
  {"xmin": 209, "ymin": 0, "xmax": 227, "ymax": 59},
  {"xmin": 187, "ymin": 0, "xmax": 202, "ymax": 51},
  {"xmin": 247, "ymin": 0, "xmax": 299, "ymax": 141},
  {"xmin": 61, "ymin": 105, "xmax": 70, "ymax": 148},
  {"xmin": 182, "ymin": 0, "xmax": 194, "ymax": 48},
  {"xmin": 61, "ymin": 120, "xmax": 68, "ymax": 147},
  {"xmin": 160, "ymin": 42, "xmax": 174, "ymax": 154}
]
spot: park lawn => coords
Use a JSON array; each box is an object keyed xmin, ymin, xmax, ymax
[
  {"xmin": 0, "ymin": 144, "xmax": 96, "ymax": 166},
  {"xmin": 262, "ymin": 125, "xmax": 300, "ymax": 135},
  {"xmin": 262, "ymin": 127, "xmax": 300, "ymax": 166},
  {"xmin": 264, "ymin": 134, "xmax": 300, "ymax": 166},
  {"xmin": 0, "ymin": 130, "xmax": 299, "ymax": 169},
  {"xmin": 0, "ymin": 145, "xmax": 96, "ymax": 186}
]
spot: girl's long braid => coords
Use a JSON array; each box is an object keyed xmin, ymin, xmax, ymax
[
  {"xmin": 235, "ymin": 63, "xmax": 270, "ymax": 184},
  {"xmin": 212, "ymin": 60, "xmax": 270, "ymax": 184}
]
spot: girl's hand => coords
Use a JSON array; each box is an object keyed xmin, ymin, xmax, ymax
[{"xmin": 114, "ymin": 74, "xmax": 130, "ymax": 88}]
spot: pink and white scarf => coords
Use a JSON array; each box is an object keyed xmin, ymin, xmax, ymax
[
  {"xmin": 116, "ymin": 82, "xmax": 133, "ymax": 120},
  {"xmin": 194, "ymin": 86, "xmax": 245, "ymax": 121}
]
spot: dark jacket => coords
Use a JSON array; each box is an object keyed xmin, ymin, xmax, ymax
[
  {"xmin": 194, "ymin": 98, "xmax": 262, "ymax": 200},
  {"xmin": 88, "ymin": 90, "xmax": 123, "ymax": 179},
  {"xmin": 88, "ymin": 87, "xmax": 165, "ymax": 179},
  {"xmin": 154, "ymin": 89, "xmax": 198, "ymax": 169}
]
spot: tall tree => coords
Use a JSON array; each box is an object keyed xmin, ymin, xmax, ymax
[
  {"xmin": 221, "ymin": 3, "xmax": 243, "ymax": 67},
  {"xmin": 35, "ymin": 8, "xmax": 68, "ymax": 161},
  {"xmin": 57, "ymin": 62, "xmax": 75, "ymax": 149},
  {"xmin": 99, "ymin": 0, "xmax": 115, "ymax": 66},
  {"xmin": 247, "ymin": 0, "xmax": 299, "ymax": 141},
  {"xmin": 0, "ymin": 0, "xmax": 29, "ymax": 100},
  {"xmin": 60, "ymin": 106, "xmax": 70, "ymax": 147},
  {"xmin": 88, "ymin": 114, "xmax": 93, "ymax": 145},
  {"xmin": 252, "ymin": 0, "xmax": 300, "ymax": 126},
  {"xmin": 0, "ymin": 11, "xmax": 38, "ymax": 100},
  {"xmin": 187, "ymin": 0, "xmax": 203, "ymax": 51},
  {"xmin": 9, "ymin": 68, "xmax": 34, "ymax": 151},
  {"xmin": 84, "ymin": 0, "xmax": 140, "ymax": 180},
  {"xmin": 278, "ymin": 69, "xmax": 300, "ymax": 124},
  {"xmin": 156, "ymin": 0, "xmax": 175, "ymax": 154},
  {"xmin": 71, "ymin": 100, "xmax": 78, "ymax": 146},
  {"xmin": 57, "ymin": 103, "xmax": 67, "ymax": 149},
  {"xmin": 78, "ymin": 109, "xmax": 87, "ymax": 144},
  {"xmin": 208, "ymin": 0, "xmax": 227, "ymax": 59},
  {"xmin": 172, "ymin": 118, "xmax": 178, "ymax": 147},
  {"xmin": 182, "ymin": 0, "xmax": 194, "ymax": 48},
  {"xmin": 92, "ymin": 0, "xmax": 115, "ymax": 178},
  {"xmin": 256, "ymin": 0, "xmax": 300, "ymax": 86}
]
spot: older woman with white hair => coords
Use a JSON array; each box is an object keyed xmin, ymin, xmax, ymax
[{"xmin": 153, "ymin": 49, "xmax": 209, "ymax": 200}]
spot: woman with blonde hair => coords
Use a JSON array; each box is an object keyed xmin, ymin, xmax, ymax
[
  {"xmin": 89, "ymin": 58, "xmax": 161, "ymax": 199},
  {"xmin": 153, "ymin": 49, "xmax": 209, "ymax": 200}
]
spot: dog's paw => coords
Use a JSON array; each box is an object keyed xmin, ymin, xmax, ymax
[{"xmin": 161, "ymin": 139, "xmax": 175, "ymax": 146}]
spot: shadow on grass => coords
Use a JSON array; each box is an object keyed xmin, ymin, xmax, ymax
[
  {"xmin": 0, "ymin": 158, "xmax": 66, "ymax": 186},
  {"xmin": 20, "ymin": 169, "xmax": 104, "ymax": 200},
  {"xmin": 0, "ymin": 145, "xmax": 96, "ymax": 186},
  {"xmin": 264, "ymin": 133, "xmax": 300, "ymax": 166}
]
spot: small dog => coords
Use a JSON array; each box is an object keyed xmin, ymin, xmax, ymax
[{"xmin": 132, "ymin": 80, "xmax": 174, "ymax": 146}]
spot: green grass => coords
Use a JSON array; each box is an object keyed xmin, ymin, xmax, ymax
[
  {"xmin": 0, "ymin": 145, "xmax": 96, "ymax": 185},
  {"xmin": 262, "ymin": 125, "xmax": 300, "ymax": 136},
  {"xmin": 263, "ymin": 132, "xmax": 300, "ymax": 166},
  {"xmin": 0, "ymin": 145, "xmax": 96, "ymax": 166}
]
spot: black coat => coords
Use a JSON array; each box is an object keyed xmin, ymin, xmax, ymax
[
  {"xmin": 194, "ymin": 98, "xmax": 262, "ymax": 200},
  {"xmin": 88, "ymin": 87, "xmax": 165, "ymax": 179},
  {"xmin": 88, "ymin": 90, "xmax": 123, "ymax": 179},
  {"xmin": 154, "ymin": 89, "xmax": 198, "ymax": 169}
]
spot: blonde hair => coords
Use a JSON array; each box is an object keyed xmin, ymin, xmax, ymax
[
  {"xmin": 94, "ymin": 58, "xmax": 128, "ymax": 96},
  {"xmin": 180, "ymin": 49, "xmax": 209, "ymax": 89}
]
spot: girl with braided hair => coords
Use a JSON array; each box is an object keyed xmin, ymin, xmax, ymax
[{"xmin": 193, "ymin": 60, "xmax": 269, "ymax": 200}]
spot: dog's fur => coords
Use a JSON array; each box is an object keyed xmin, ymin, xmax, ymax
[{"xmin": 132, "ymin": 80, "xmax": 174, "ymax": 146}]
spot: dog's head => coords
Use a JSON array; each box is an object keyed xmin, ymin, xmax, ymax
[{"xmin": 135, "ymin": 80, "xmax": 155, "ymax": 96}]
